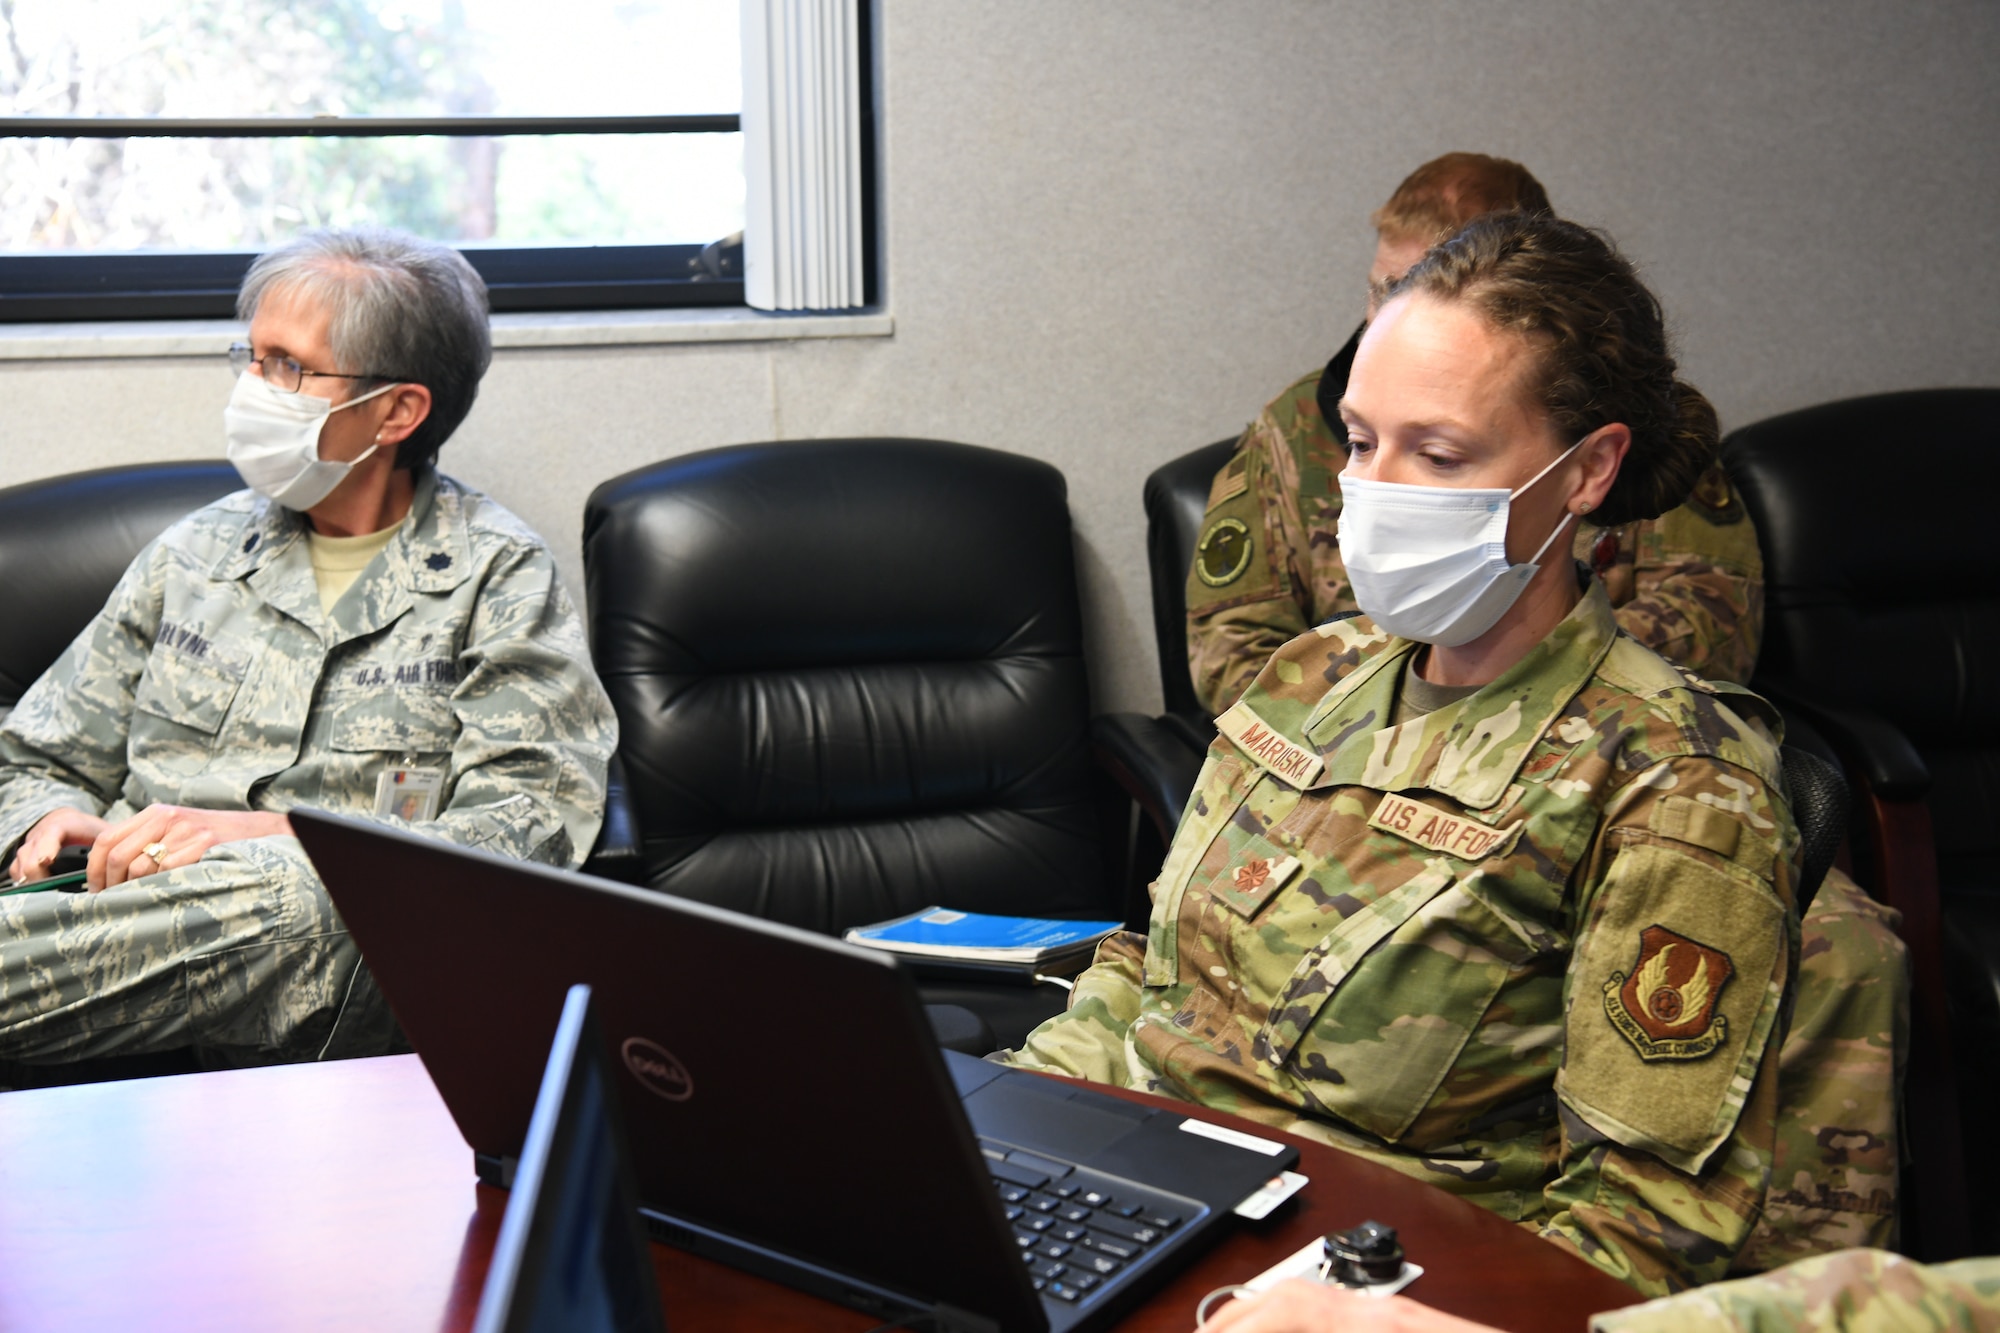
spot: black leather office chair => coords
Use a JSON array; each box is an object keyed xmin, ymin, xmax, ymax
[
  {"xmin": 1144, "ymin": 437, "xmax": 1236, "ymax": 736},
  {"xmin": 1725, "ymin": 387, "xmax": 2000, "ymax": 1258},
  {"xmin": 583, "ymin": 438, "xmax": 1156, "ymax": 1048},
  {"xmin": 0, "ymin": 462, "xmax": 243, "ymax": 714},
  {"xmin": 0, "ymin": 462, "xmax": 242, "ymax": 1090},
  {"xmin": 1089, "ymin": 439, "xmax": 1236, "ymax": 897}
]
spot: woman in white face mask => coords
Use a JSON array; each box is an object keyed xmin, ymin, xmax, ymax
[
  {"xmin": 0, "ymin": 229, "xmax": 617, "ymax": 1072},
  {"xmin": 1005, "ymin": 213, "xmax": 1802, "ymax": 1298},
  {"xmin": 222, "ymin": 270, "xmax": 438, "ymax": 536},
  {"xmin": 1333, "ymin": 269, "xmax": 1631, "ymax": 682}
]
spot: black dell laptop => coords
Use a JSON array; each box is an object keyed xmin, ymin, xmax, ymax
[
  {"xmin": 474, "ymin": 983, "xmax": 667, "ymax": 1333},
  {"xmin": 294, "ymin": 810, "xmax": 1299, "ymax": 1333}
]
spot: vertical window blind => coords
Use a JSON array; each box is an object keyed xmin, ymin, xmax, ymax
[{"xmin": 741, "ymin": 0, "xmax": 865, "ymax": 312}]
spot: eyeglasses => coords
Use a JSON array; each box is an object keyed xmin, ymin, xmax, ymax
[{"xmin": 227, "ymin": 342, "xmax": 386, "ymax": 394}]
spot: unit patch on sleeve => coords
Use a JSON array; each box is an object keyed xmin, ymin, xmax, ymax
[
  {"xmin": 1603, "ymin": 924, "xmax": 1736, "ymax": 1061},
  {"xmin": 1367, "ymin": 792, "xmax": 1522, "ymax": 861},
  {"xmin": 1195, "ymin": 516, "xmax": 1254, "ymax": 587}
]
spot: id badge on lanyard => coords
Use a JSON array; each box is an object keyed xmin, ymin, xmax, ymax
[{"xmin": 374, "ymin": 765, "xmax": 445, "ymax": 822}]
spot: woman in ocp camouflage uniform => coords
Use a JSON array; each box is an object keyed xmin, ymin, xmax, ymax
[{"xmin": 1006, "ymin": 214, "xmax": 1801, "ymax": 1297}]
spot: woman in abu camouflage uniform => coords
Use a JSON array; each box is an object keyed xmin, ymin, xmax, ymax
[{"xmin": 1007, "ymin": 214, "xmax": 1801, "ymax": 1297}]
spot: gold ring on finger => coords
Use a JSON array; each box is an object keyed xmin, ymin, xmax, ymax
[{"xmin": 143, "ymin": 842, "xmax": 168, "ymax": 862}]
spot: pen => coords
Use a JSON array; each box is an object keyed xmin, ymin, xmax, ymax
[{"xmin": 2, "ymin": 871, "xmax": 90, "ymax": 895}]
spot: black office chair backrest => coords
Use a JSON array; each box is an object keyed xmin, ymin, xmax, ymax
[
  {"xmin": 582, "ymin": 438, "xmax": 1114, "ymax": 933},
  {"xmin": 1725, "ymin": 387, "xmax": 2000, "ymax": 891},
  {"xmin": 0, "ymin": 462, "xmax": 242, "ymax": 711},
  {"xmin": 1143, "ymin": 437, "xmax": 1235, "ymax": 721}
]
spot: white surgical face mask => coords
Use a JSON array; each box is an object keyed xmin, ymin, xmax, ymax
[
  {"xmin": 224, "ymin": 371, "xmax": 395, "ymax": 511},
  {"xmin": 1336, "ymin": 441, "xmax": 1582, "ymax": 646}
]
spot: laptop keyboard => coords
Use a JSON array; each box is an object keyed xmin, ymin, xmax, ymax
[{"xmin": 982, "ymin": 1143, "xmax": 1191, "ymax": 1308}]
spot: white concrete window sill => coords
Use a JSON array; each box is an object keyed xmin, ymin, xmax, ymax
[{"xmin": 0, "ymin": 306, "xmax": 893, "ymax": 360}]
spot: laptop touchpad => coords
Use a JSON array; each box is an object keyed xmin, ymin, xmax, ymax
[{"xmin": 964, "ymin": 1074, "xmax": 1151, "ymax": 1159}]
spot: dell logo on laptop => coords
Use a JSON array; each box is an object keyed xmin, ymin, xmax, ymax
[{"xmin": 620, "ymin": 1037, "xmax": 694, "ymax": 1102}]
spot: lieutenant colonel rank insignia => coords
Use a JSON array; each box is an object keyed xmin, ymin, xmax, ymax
[{"xmin": 1603, "ymin": 925, "xmax": 1736, "ymax": 1061}]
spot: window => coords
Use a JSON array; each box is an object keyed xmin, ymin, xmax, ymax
[{"xmin": 0, "ymin": 0, "xmax": 749, "ymax": 320}]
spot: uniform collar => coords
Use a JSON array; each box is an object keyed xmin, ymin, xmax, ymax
[
  {"xmin": 1298, "ymin": 576, "xmax": 1620, "ymax": 811},
  {"xmin": 209, "ymin": 469, "xmax": 472, "ymax": 640},
  {"xmin": 213, "ymin": 487, "xmax": 306, "ymax": 583},
  {"xmin": 396, "ymin": 470, "xmax": 474, "ymax": 595},
  {"xmin": 213, "ymin": 470, "xmax": 464, "ymax": 579}
]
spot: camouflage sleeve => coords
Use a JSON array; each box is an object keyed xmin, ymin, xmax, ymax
[
  {"xmin": 1734, "ymin": 866, "xmax": 1906, "ymax": 1271},
  {"xmin": 1580, "ymin": 464, "xmax": 1766, "ymax": 685},
  {"xmin": 1185, "ymin": 419, "xmax": 1308, "ymax": 716},
  {"xmin": 1001, "ymin": 929, "xmax": 1148, "ymax": 1084},
  {"xmin": 394, "ymin": 539, "xmax": 616, "ymax": 869},
  {"xmin": 1186, "ymin": 375, "xmax": 1351, "ymax": 715},
  {"xmin": 1590, "ymin": 1248, "xmax": 2000, "ymax": 1333},
  {"xmin": 0, "ymin": 540, "xmax": 165, "ymax": 854},
  {"xmin": 1546, "ymin": 753, "xmax": 1801, "ymax": 1296}
]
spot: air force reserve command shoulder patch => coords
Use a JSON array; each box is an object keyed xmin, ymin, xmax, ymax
[{"xmin": 1604, "ymin": 924, "xmax": 1736, "ymax": 1061}]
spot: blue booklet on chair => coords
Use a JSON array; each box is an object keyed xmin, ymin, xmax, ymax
[{"xmin": 843, "ymin": 907, "xmax": 1121, "ymax": 977}]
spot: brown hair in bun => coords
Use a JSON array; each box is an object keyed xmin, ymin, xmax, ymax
[{"xmin": 1388, "ymin": 212, "xmax": 1717, "ymax": 528}]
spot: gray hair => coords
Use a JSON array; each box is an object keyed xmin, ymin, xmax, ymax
[{"xmin": 237, "ymin": 228, "xmax": 493, "ymax": 470}]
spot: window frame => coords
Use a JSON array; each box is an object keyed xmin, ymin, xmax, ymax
[{"xmin": 0, "ymin": 114, "xmax": 748, "ymax": 321}]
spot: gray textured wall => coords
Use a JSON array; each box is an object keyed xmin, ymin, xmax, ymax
[{"xmin": 2, "ymin": 0, "xmax": 1994, "ymax": 713}]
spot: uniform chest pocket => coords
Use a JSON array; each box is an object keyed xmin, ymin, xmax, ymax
[
  {"xmin": 328, "ymin": 686, "xmax": 459, "ymax": 754},
  {"xmin": 1260, "ymin": 867, "xmax": 1549, "ymax": 1144},
  {"xmin": 1206, "ymin": 778, "xmax": 1306, "ymax": 918},
  {"xmin": 133, "ymin": 647, "xmax": 247, "ymax": 737},
  {"xmin": 1146, "ymin": 754, "xmax": 1292, "ymax": 981}
]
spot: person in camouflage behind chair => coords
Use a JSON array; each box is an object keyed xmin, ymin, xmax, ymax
[
  {"xmin": 0, "ymin": 229, "xmax": 616, "ymax": 1070},
  {"xmin": 1184, "ymin": 154, "xmax": 1905, "ymax": 1273},
  {"xmin": 1011, "ymin": 214, "xmax": 1799, "ymax": 1296}
]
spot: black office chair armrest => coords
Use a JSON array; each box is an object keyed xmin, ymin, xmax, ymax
[
  {"xmin": 1779, "ymin": 744, "xmax": 1849, "ymax": 914},
  {"xmin": 1091, "ymin": 713, "xmax": 1205, "ymax": 848},
  {"xmin": 1751, "ymin": 680, "xmax": 1931, "ymax": 801},
  {"xmin": 1945, "ymin": 896, "xmax": 2000, "ymax": 1036},
  {"xmin": 1158, "ymin": 709, "xmax": 1217, "ymax": 757},
  {"xmin": 924, "ymin": 1003, "xmax": 999, "ymax": 1057},
  {"xmin": 581, "ymin": 751, "xmax": 643, "ymax": 883}
]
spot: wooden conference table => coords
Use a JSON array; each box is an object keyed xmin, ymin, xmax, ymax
[{"xmin": 0, "ymin": 1055, "xmax": 1638, "ymax": 1332}]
